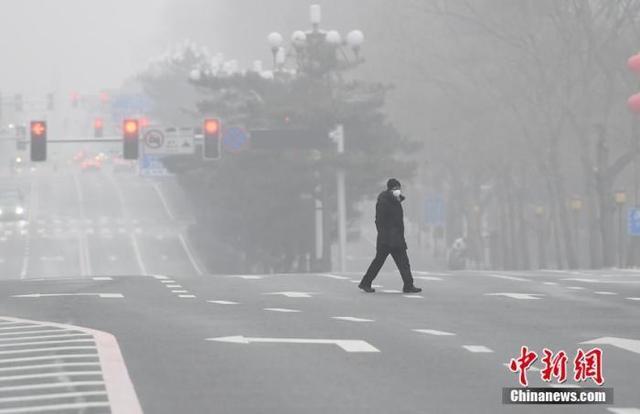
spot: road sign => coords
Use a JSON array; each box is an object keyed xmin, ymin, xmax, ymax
[
  {"xmin": 143, "ymin": 127, "xmax": 194, "ymax": 155},
  {"xmin": 222, "ymin": 126, "xmax": 249, "ymax": 153},
  {"xmin": 425, "ymin": 195, "xmax": 445, "ymax": 226},
  {"xmin": 139, "ymin": 154, "xmax": 171, "ymax": 177},
  {"xmin": 629, "ymin": 208, "xmax": 640, "ymax": 236}
]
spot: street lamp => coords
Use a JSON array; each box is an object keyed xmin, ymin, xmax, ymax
[{"xmin": 266, "ymin": 4, "xmax": 364, "ymax": 76}]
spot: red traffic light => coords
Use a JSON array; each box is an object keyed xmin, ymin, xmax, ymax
[
  {"xmin": 204, "ymin": 119, "xmax": 220, "ymax": 135},
  {"xmin": 94, "ymin": 118, "xmax": 103, "ymax": 129},
  {"xmin": 31, "ymin": 121, "xmax": 46, "ymax": 137},
  {"xmin": 123, "ymin": 119, "xmax": 139, "ymax": 136}
]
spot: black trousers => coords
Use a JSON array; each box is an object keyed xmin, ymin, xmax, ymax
[{"xmin": 360, "ymin": 245, "xmax": 415, "ymax": 288}]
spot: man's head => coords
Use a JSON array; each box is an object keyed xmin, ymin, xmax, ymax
[{"xmin": 387, "ymin": 178, "xmax": 401, "ymax": 190}]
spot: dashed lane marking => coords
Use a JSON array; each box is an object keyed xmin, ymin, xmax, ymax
[
  {"xmin": 594, "ymin": 291, "xmax": 618, "ymax": 295},
  {"xmin": 626, "ymin": 297, "xmax": 640, "ymax": 301},
  {"xmin": 403, "ymin": 295, "xmax": 424, "ymax": 299},
  {"xmin": 263, "ymin": 292, "xmax": 315, "ymax": 298},
  {"xmin": 543, "ymin": 282, "xmax": 558, "ymax": 286},
  {"xmin": 566, "ymin": 286, "xmax": 586, "ymax": 290},
  {"xmin": 484, "ymin": 293, "xmax": 544, "ymax": 300},
  {"xmin": 11, "ymin": 293, "xmax": 124, "ymax": 299},
  {"xmin": 317, "ymin": 273, "xmax": 350, "ymax": 280},
  {"xmin": 414, "ymin": 276, "xmax": 443, "ymax": 281},
  {"xmin": 178, "ymin": 295, "xmax": 196, "ymax": 298},
  {"xmin": 331, "ymin": 316, "xmax": 374, "ymax": 322},
  {"xmin": 264, "ymin": 308, "xmax": 301, "ymax": 313},
  {"xmin": 381, "ymin": 290, "xmax": 402, "ymax": 294},
  {"xmin": 227, "ymin": 275, "xmax": 265, "ymax": 280},
  {"xmin": 92, "ymin": 277, "xmax": 113, "ymax": 281},
  {"xmin": 166, "ymin": 285, "xmax": 182, "ymax": 288},
  {"xmin": 413, "ymin": 329, "xmax": 456, "ymax": 336},
  {"xmin": 171, "ymin": 290, "xmax": 188, "ymax": 293},
  {"xmin": 207, "ymin": 300, "xmax": 239, "ymax": 305},
  {"xmin": 463, "ymin": 345, "xmax": 494, "ymax": 353}
]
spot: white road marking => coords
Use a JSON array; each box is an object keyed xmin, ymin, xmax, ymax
[
  {"xmin": 0, "ymin": 329, "xmax": 74, "ymax": 337},
  {"xmin": 207, "ymin": 300, "xmax": 239, "ymax": 305},
  {"xmin": 0, "ymin": 381, "xmax": 104, "ymax": 392},
  {"xmin": 543, "ymin": 282, "xmax": 558, "ymax": 286},
  {"xmin": 264, "ymin": 308, "xmax": 301, "ymax": 313},
  {"xmin": 12, "ymin": 293, "xmax": 124, "ymax": 299},
  {"xmin": 166, "ymin": 285, "xmax": 182, "ymax": 288},
  {"xmin": 626, "ymin": 297, "xmax": 640, "ymax": 301},
  {"xmin": 0, "ymin": 362, "xmax": 100, "ymax": 372},
  {"xmin": 171, "ymin": 290, "xmax": 188, "ymax": 293},
  {"xmin": 608, "ymin": 409, "xmax": 640, "ymax": 414},
  {"xmin": 594, "ymin": 291, "xmax": 617, "ymax": 295},
  {"xmin": 484, "ymin": 293, "xmax": 544, "ymax": 300},
  {"xmin": 0, "ymin": 346, "xmax": 96, "ymax": 356},
  {"xmin": 160, "ymin": 280, "xmax": 176, "ymax": 284},
  {"xmin": 0, "ymin": 370, "xmax": 102, "ymax": 381},
  {"xmin": 0, "ymin": 338, "xmax": 94, "ymax": 348},
  {"xmin": 130, "ymin": 233, "xmax": 147, "ymax": 275},
  {"xmin": 227, "ymin": 275, "xmax": 265, "ymax": 280},
  {"xmin": 92, "ymin": 277, "xmax": 113, "ymax": 281},
  {"xmin": 463, "ymin": 345, "xmax": 494, "ymax": 353},
  {"xmin": 263, "ymin": 291, "xmax": 315, "ymax": 298},
  {"xmin": 414, "ymin": 276, "xmax": 443, "ymax": 281},
  {"xmin": 413, "ymin": 329, "xmax": 456, "ymax": 336},
  {"xmin": 487, "ymin": 274, "xmax": 531, "ymax": 282},
  {"xmin": 381, "ymin": 289, "xmax": 402, "ymax": 293},
  {"xmin": 0, "ymin": 354, "xmax": 99, "ymax": 364},
  {"xmin": 563, "ymin": 278, "xmax": 640, "ymax": 284},
  {"xmin": 566, "ymin": 286, "xmax": 586, "ymax": 290},
  {"xmin": 0, "ymin": 402, "xmax": 110, "ymax": 412},
  {"xmin": 153, "ymin": 275, "xmax": 169, "ymax": 280},
  {"xmin": 580, "ymin": 337, "xmax": 640, "ymax": 355},
  {"xmin": 178, "ymin": 294, "xmax": 196, "ymax": 298},
  {"xmin": 206, "ymin": 336, "xmax": 380, "ymax": 352},
  {"xmin": 179, "ymin": 233, "xmax": 204, "ymax": 276},
  {"xmin": 317, "ymin": 273, "xmax": 350, "ymax": 280},
  {"xmin": 0, "ymin": 333, "xmax": 91, "ymax": 342},
  {"xmin": 350, "ymin": 280, "xmax": 360, "ymax": 284},
  {"xmin": 153, "ymin": 183, "xmax": 176, "ymax": 221},
  {"xmin": 0, "ymin": 390, "xmax": 107, "ymax": 403},
  {"xmin": 403, "ymin": 295, "xmax": 424, "ymax": 299},
  {"xmin": 332, "ymin": 316, "xmax": 374, "ymax": 322}
]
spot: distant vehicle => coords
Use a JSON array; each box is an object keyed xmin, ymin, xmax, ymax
[
  {"xmin": 0, "ymin": 189, "xmax": 26, "ymax": 221},
  {"xmin": 73, "ymin": 150, "xmax": 87, "ymax": 163},
  {"xmin": 80, "ymin": 158, "xmax": 102, "ymax": 172}
]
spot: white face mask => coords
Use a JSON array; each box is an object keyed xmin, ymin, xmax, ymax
[{"xmin": 392, "ymin": 189, "xmax": 402, "ymax": 197}]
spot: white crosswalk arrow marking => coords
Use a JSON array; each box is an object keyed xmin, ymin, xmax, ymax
[
  {"xmin": 580, "ymin": 337, "xmax": 640, "ymax": 355},
  {"xmin": 206, "ymin": 336, "xmax": 379, "ymax": 352}
]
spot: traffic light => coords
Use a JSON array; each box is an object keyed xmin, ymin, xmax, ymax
[
  {"xmin": 203, "ymin": 118, "xmax": 221, "ymax": 160},
  {"xmin": 16, "ymin": 125, "xmax": 26, "ymax": 151},
  {"xmin": 30, "ymin": 121, "xmax": 47, "ymax": 162},
  {"xmin": 122, "ymin": 119, "xmax": 139, "ymax": 160},
  {"xmin": 94, "ymin": 118, "xmax": 103, "ymax": 138}
]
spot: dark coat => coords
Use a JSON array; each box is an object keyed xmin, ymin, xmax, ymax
[{"xmin": 375, "ymin": 190, "xmax": 407, "ymax": 250}]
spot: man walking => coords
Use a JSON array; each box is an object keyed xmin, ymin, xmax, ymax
[{"xmin": 359, "ymin": 178, "xmax": 422, "ymax": 293}]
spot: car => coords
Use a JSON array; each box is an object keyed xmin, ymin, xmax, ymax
[
  {"xmin": 0, "ymin": 189, "xmax": 27, "ymax": 221},
  {"xmin": 80, "ymin": 158, "xmax": 102, "ymax": 172}
]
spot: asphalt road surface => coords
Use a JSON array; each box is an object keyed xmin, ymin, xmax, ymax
[{"xmin": 0, "ymin": 165, "xmax": 639, "ymax": 413}]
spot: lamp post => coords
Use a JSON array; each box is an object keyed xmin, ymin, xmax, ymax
[
  {"xmin": 266, "ymin": 5, "xmax": 364, "ymax": 273},
  {"xmin": 614, "ymin": 190, "xmax": 627, "ymax": 267}
]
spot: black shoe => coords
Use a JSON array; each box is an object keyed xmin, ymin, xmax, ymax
[
  {"xmin": 358, "ymin": 283, "xmax": 375, "ymax": 293},
  {"xmin": 403, "ymin": 286, "xmax": 422, "ymax": 293}
]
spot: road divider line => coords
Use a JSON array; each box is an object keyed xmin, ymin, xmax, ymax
[
  {"xmin": 179, "ymin": 234, "xmax": 204, "ymax": 276},
  {"xmin": 153, "ymin": 183, "xmax": 176, "ymax": 221},
  {"xmin": 206, "ymin": 335, "xmax": 380, "ymax": 353}
]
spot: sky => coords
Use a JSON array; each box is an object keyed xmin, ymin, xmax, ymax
[{"xmin": 0, "ymin": 0, "xmax": 169, "ymax": 99}]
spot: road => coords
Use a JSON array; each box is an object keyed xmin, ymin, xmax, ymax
[{"xmin": 0, "ymin": 164, "xmax": 639, "ymax": 413}]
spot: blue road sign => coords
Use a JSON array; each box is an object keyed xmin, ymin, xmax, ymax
[
  {"xmin": 628, "ymin": 208, "xmax": 640, "ymax": 236},
  {"xmin": 222, "ymin": 126, "xmax": 249, "ymax": 153},
  {"xmin": 425, "ymin": 195, "xmax": 445, "ymax": 226}
]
